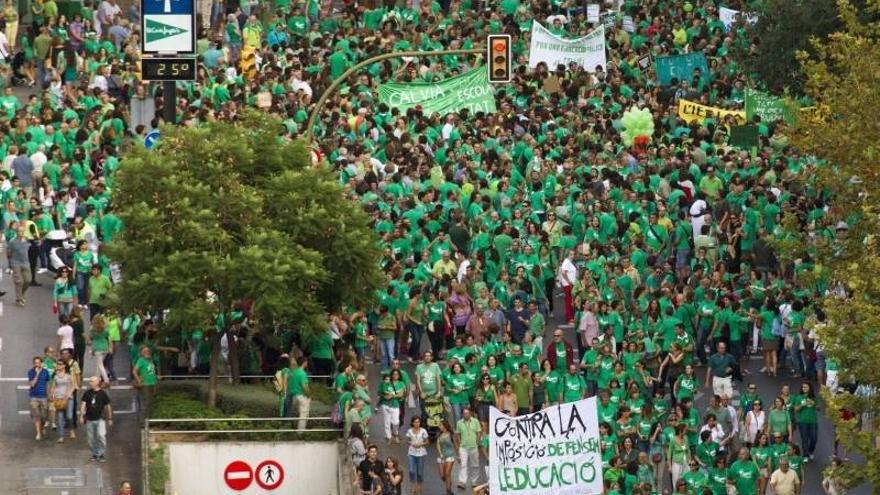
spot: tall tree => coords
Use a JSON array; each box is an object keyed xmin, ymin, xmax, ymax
[
  {"xmin": 108, "ymin": 111, "xmax": 383, "ymax": 406},
  {"xmin": 784, "ymin": 0, "xmax": 880, "ymax": 488},
  {"xmin": 734, "ymin": 0, "xmax": 843, "ymax": 95}
]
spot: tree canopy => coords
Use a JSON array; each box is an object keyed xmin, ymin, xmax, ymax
[
  {"xmin": 786, "ymin": 0, "xmax": 880, "ymax": 487},
  {"xmin": 108, "ymin": 111, "xmax": 383, "ymax": 370}
]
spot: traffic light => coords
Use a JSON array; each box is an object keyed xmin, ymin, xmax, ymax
[
  {"xmin": 487, "ymin": 34, "xmax": 511, "ymax": 83},
  {"xmin": 240, "ymin": 45, "xmax": 257, "ymax": 80}
]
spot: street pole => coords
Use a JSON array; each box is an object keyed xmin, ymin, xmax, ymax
[
  {"xmin": 303, "ymin": 48, "xmax": 484, "ymax": 141},
  {"xmin": 163, "ymin": 80, "xmax": 176, "ymax": 124}
]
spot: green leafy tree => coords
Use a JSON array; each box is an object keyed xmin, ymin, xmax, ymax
[
  {"xmin": 783, "ymin": 0, "xmax": 880, "ymax": 488},
  {"xmin": 108, "ymin": 111, "xmax": 383, "ymax": 406},
  {"xmin": 734, "ymin": 0, "xmax": 843, "ymax": 95}
]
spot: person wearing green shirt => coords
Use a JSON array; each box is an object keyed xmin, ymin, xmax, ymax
[
  {"xmin": 508, "ymin": 363, "xmax": 533, "ymax": 415},
  {"xmin": 767, "ymin": 396, "xmax": 793, "ymax": 443},
  {"xmin": 682, "ymin": 458, "xmax": 709, "ymax": 493},
  {"xmin": 728, "ymin": 447, "xmax": 761, "ymax": 495},
  {"xmin": 444, "ymin": 362, "xmax": 471, "ymax": 426},
  {"xmin": 376, "ymin": 306, "xmax": 397, "ymax": 369},
  {"xmin": 455, "ymin": 408, "xmax": 481, "ymax": 487},
  {"xmin": 414, "ymin": 352, "xmax": 441, "ymax": 400},
  {"xmin": 132, "ymin": 346, "xmax": 158, "ymax": 425},
  {"xmin": 87, "ymin": 265, "xmax": 111, "ymax": 315},
  {"xmin": 379, "ymin": 370, "xmax": 406, "ymax": 443},
  {"xmin": 72, "ymin": 241, "xmax": 95, "ymax": 307},
  {"xmin": 707, "ymin": 455, "xmax": 730, "ymax": 495},
  {"xmin": 87, "ymin": 315, "xmax": 110, "ymax": 384},
  {"xmin": 284, "ymin": 359, "xmax": 311, "ymax": 431},
  {"xmin": 560, "ymin": 364, "xmax": 586, "ymax": 403},
  {"xmin": 792, "ymin": 382, "xmax": 818, "ymax": 459}
]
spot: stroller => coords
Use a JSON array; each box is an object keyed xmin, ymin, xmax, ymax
[{"xmin": 421, "ymin": 396, "xmax": 446, "ymax": 441}]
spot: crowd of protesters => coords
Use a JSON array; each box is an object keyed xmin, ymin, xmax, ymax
[{"xmin": 1, "ymin": 0, "xmax": 856, "ymax": 493}]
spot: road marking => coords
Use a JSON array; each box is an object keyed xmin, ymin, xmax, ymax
[
  {"xmin": 0, "ymin": 377, "xmax": 26, "ymax": 382},
  {"xmin": 16, "ymin": 385, "xmax": 133, "ymax": 391}
]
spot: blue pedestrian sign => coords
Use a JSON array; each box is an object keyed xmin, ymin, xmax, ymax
[
  {"xmin": 144, "ymin": 130, "xmax": 161, "ymax": 150},
  {"xmin": 142, "ymin": 0, "xmax": 196, "ymax": 54}
]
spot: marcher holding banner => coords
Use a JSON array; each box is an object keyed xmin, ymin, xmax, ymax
[{"xmin": 489, "ymin": 398, "xmax": 603, "ymax": 495}]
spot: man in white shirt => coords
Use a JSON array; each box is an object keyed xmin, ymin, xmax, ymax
[{"xmin": 556, "ymin": 250, "xmax": 578, "ymax": 323}]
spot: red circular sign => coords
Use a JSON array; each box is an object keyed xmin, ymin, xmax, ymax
[
  {"xmin": 255, "ymin": 460, "xmax": 285, "ymax": 490},
  {"xmin": 224, "ymin": 461, "xmax": 253, "ymax": 491},
  {"xmin": 493, "ymin": 41, "xmax": 506, "ymax": 52}
]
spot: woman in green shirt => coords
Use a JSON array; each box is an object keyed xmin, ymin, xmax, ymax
[
  {"xmin": 53, "ymin": 267, "xmax": 77, "ymax": 318},
  {"xmin": 87, "ymin": 314, "xmax": 110, "ymax": 383},
  {"xmin": 379, "ymin": 370, "xmax": 406, "ymax": 444},
  {"xmin": 443, "ymin": 362, "xmax": 471, "ymax": 426},
  {"xmin": 538, "ymin": 358, "xmax": 563, "ymax": 406},
  {"xmin": 667, "ymin": 423, "xmax": 691, "ymax": 488},
  {"xmin": 751, "ymin": 432, "xmax": 773, "ymax": 494},
  {"xmin": 767, "ymin": 396, "xmax": 793, "ymax": 443},
  {"xmin": 793, "ymin": 381, "xmax": 818, "ymax": 459},
  {"xmin": 72, "ymin": 240, "xmax": 94, "ymax": 306}
]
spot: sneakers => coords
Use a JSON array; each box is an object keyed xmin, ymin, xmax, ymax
[
  {"xmin": 98, "ymin": 456, "xmax": 106, "ymax": 463},
  {"xmin": 89, "ymin": 456, "xmax": 98, "ymax": 462},
  {"xmin": 37, "ymin": 268, "xmax": 48, "ymax": 274}
]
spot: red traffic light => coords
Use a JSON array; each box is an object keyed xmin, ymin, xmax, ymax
[{"xmin": 487, "ymin": 35, "xmax": 511, "ymax": 83}]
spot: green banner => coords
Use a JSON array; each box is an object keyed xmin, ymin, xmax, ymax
[
  {"xmin": 654, "ymin": 52, "xmax": 709, "ymax": 86},
  {"xmin": 745, "ymin": 89, "xmax": 799, "ymax": 125},
  {"xmin": 729, "ymin": 125, "xmax": 759, "ymax": 149},
  {"xmin": 378, "ymin": 67, "xmax": 497, "ymax": 115}
]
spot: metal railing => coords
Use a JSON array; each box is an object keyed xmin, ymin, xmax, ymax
[{"xmin": 146, "ymin": 417, "xmax": 340, "ymax": 434}]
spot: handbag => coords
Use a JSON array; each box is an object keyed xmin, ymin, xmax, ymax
[{"xmin": 53, "ymin": 398, "xmax": 68, "ymax": 410}]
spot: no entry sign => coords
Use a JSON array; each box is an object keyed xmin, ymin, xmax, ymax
[
  {"xmin": 224, "ymin": 460, "xmax": 253, "ymax": 491},
  {"xmin": 255, "ymin": 460, "xmax": 285, "ymax": 490}
]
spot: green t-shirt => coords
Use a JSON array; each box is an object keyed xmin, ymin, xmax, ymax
[
  {"xmin": 791, "ymin": 394, "xmax": 818, "ymax": 423},
  {"xmin": 457, "ymin": 417, "xmax": 481, "ymax": 448},
  {"xmin": 728, "ymin": 459, "xmax": 760, "ymax": 495},
  {"xmin": 134, "ymin": 356, "xmax": 158, "ymax": 386},
  {"xmin": 444, "ymin": 373, "xmax": 471, "ymax": 405},
  {"xmin": 288, "ymin": 367, "xmax": 309, "ymax": 397},
  {"xmin": 90, "ymin": 329, "xmax": 110, "ymax": 353},
  {"xmin": 415, "ymin": 362, "xmax": 441, "ymax": 397}
]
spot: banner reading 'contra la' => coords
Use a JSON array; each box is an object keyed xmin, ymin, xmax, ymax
[
  {"xmin": 489, "ymin": 398, "xmax": 603, "ymax": 495},
  {"xmin": 377, "ymin": 67, "xmax": 496, "ymax": 115}
]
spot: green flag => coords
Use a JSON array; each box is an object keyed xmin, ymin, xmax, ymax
[
  {"xmin": 378, "ymin": 67, "xmax": 497, "ymax": 115},
  {"xmin": 745, "ymin": 88, "xmax": 799, "ymax": 125}
]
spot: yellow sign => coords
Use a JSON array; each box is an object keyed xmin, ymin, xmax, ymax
[{"xmin": 678, "ymin": 99, "xmax": 746, "ymax": 125}]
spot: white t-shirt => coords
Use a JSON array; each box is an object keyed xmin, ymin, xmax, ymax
[
  {"xmin": 57, "ymin": 324, "xmax": 74, "ymax": 350},
  {"xmin": 406, "ymin": 427, "xmax": 429, "ymax": 457}
]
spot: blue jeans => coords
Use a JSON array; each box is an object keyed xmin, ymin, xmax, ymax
[
  {"xmin": 86, "ymin": 419, "xmax": 106, "ymax": 458},
  {"xmin": 408, "ymin": 454, "xmax": 425, "ymax": 482},
  {"xmin": 55, "ymin": 399, "xmax": 73, "ymax": 437},
  {"xmin": 75, "ymin": 272, "xmax": 89, "ymax": 305},
  {"xmin": 379, "ymin": 338, "xmax": 395, "ymax": 369},
  {"xmin": 407, "ymin": 323, "xmax": 424, "ymax": 361},
  {"xmin": 450, "ymin": 403, "xmax": 465, "ymax": 427},
  {"xmin": 799, "ymin": 422, "xmax": 818, "ymax": 457}
]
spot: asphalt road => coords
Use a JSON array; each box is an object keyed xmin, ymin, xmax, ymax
[
  {"xmin": 363, "ymin": 294, "xmax": 849, "ymax": 495},
  {"xmin": 0, "ymin": 264, "xmax": 141, "ymax": 495}
]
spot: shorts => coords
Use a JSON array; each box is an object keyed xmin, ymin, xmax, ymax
[
  {"xmin": 437, "ymin": 457, "xmax": 455, "ymax": 463},
  {"xmin": 762, "ymin": 338, "xmax": 779, "ymax": 352},
  {"xmin": 675, "ymin": 247, "xmax": 690, "ymax": 269},
  {"xmin": 30, "ymin": 398, "xmax": 48, "ymax": 421}
]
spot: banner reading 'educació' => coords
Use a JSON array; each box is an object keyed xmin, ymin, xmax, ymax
[
  {"xmin": 528, "ymin": 22, "xmax": 606, "ymax": 72},
  {"xmin": 489, "ymin": 398, "xmax": 603, "ymax": 495},
  {"xmin": 377, "ymin": 67, "xmax": 496, "ymax": 115},
  {"xmin": 654, "ymin": 52, "xmax": 709, "ymax": 86}
]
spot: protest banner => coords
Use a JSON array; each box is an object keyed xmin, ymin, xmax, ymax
[
  {"xmin": 377, "ymin": 67, "xmax": 496, "ymax": 115},
  {"xmin": 654, "ymin": 52, "xmax": 709, "ymax": 86},
  {"xmin": 528, "ymin": 22, "xmax": 607, "ymax": 71},
  {"xmin": 745, "ymin": 88, "xmax": 799, "ymax": 125},
  {"xmin": 719, "ymin": 6, "xmax": 757, "ymax": 30},
  {"xmin": 601, "ymin": 11, "xmax": 616, "ymax": 30},
  {"xmin": 678, "ymin": 99, "xmax": 747, "ymax": 125},
  {"xmin": 489, "ymin": 398, "xmax": 603, "ymax": 495},
  {"xmin": 730, "ymin": 125, "xmax": 760, "ymax": 149},
  {"xmin": 587, "ymin": 4, "xmax": 599, "ymax": 23},
  {"xmin": 622, "ymin": 15, "xmax": 635, "ymax": 33}
]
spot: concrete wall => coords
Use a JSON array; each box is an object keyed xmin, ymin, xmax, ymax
[{"xmin": 166, "ymin": 441, "xmax": 339, "ymax": 495}]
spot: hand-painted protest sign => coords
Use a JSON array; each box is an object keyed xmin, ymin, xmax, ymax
[
  {"xmin": 489, "ymin": 398, "xmax": 603, "ymax": 495},
  {"xmin": 729, "ymin": 125, "xmax": 760, "ymax": 149},
  {"xmin": 377, "ymin": 67, "xmax": 496, "ymax": 115},
  {"xmin": 528, "ymin": 22, "xmax": 607, "ymax": 72},
  {"xmin": 719, "ymin": 6, "xmax": 758, "ymax": 30},
  {"xmin": 678, "ymin": 99, "xmax": 747, "ymax": 125},
  {"xmin": 654, "ymin": 52, "xmax": 709, "ymax": 86},
  {"xmin": 744, "ymin": 88, "xmax": 799, "ymax": 125},
  {"xmin": 587, "ymin": 4, "xmax": 600, "ymax": 23}
]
